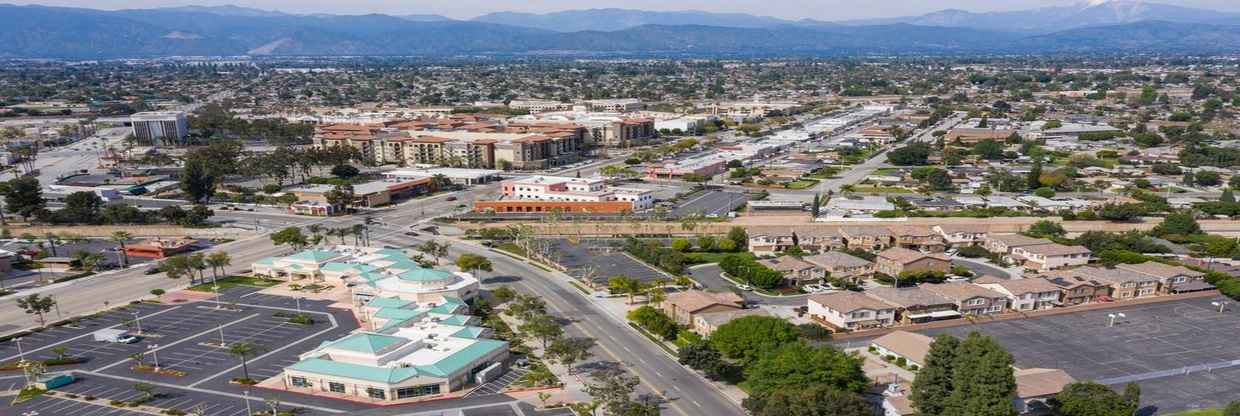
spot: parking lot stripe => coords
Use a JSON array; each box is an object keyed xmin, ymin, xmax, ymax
[
  {"xmin": 82, "ymin": 370, "xmax": 346, "ymax": 413},
  {"xmin": 0, "ymin": 306, "xmax": 184, "ymax": 362},
  {"xmin": 96, "ymin": 313, "xmax": 261, "ymax": 372},
  {"xmin": 188, "ymin": 309, "xmax": 339, "ymax": 388}
]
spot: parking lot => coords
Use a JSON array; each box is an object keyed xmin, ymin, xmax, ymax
[
  {"xmin": 546, "ymin": 239, "xmax": 668, "ymax": 285},
  {"xmin": 10, "ymin": 393, "xmax": 149, "ymax": 416},
  {"xmin": 22, "ymin": 373, "xmax": 337, "ymax": 416},
  {"xmin": 916, "ymin": 295, "xmax": 1240, "ymax": 413},
  {"xmin": 465, "ymin": 366, "xmax": 529, "ymax": 397}
]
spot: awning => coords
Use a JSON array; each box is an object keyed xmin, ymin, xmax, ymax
[{"xmin": 907, "ymin": 310, "xmax": 962, "ymax": 319}]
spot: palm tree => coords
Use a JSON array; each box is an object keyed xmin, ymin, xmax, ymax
[
  {"xmin": 111, "ymin": 231, "xmax": 132, "ymax": 267},
  {"xmin": 74, "ymin": 251, "xmax": 104, "ymax": 272},
  {"xmin": 351, "ymin": 224, "xmax": 365, "ymax": 246},
  {"xmin": 228, "ymin": 341, "xmax": 261, "ymax": 381},
  {"xmin": 205, "ymin": 252, "xmax": 232, "ymax": 281},
  {"xmin": 129, "ymin": 352, "xmax": 145, "ymax": 369},
  {"xmin": 50, "ymin": 346, "xmax": 68, "ymax": 361},
  {"xmin": 307, "ymin": 224, "xmax": 323, "ymax": 245},
  {"xmin": 188, "ymin": 253, "xmax": 208, "ymax": 284}
]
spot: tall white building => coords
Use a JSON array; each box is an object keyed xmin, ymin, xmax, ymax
[{"xmin": 130, "ymin": 111, "xmax": 188, "ymax": 146}]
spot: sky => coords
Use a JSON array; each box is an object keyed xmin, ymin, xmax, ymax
[{"xmin": 9, "ymin": 0, "xmax": 1240, "ymax": 20}]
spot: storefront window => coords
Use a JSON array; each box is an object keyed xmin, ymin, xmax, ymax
[
  {"xmin": 367, "ymin": 387, "xmax": 386, "ymax": 399},
  {"xmin": 290, "ymin": 377, "xmax": 310, "ymax": 388},
  {"xmin": 328, "ymin": 382, "xmax": 345, "ymax": 393},
  {"xmin": 396, "ymin": 384, "xmax": 441, "ymax": 399}
]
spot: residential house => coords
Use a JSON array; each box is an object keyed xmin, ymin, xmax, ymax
[
  {"xmin": 1043, "ymin": 269, "xmax": 1111, "ymax": 306},
  {"xmin": 1013, "ymin": 368, "xmax": 1076, "ymax": 415},
  {"xmin": 1077, "ymin": 266, "xmax": 1160, "ymax": 300},
  {"xmin": 1116, "ymin": 262, "xmax": 1212, "ymax": 294},
  {"xmin": 866, "ymin": 287, "xmax": 960, "ymax": 324},
  {"xmin": 875, "ymin": 247, "xmax": 951, "ymax": 277},
  {"xmin": 888, "ymin": 225, "xmax": 946, "ymax": 252},
  {"xmin": 660, "ymin": 290, "xmax": 745, "ymax": 329},
  {"xmin": 746, "ymin": 226, "xmax": 844, "ymax": 256},
  {"xmin": 984, "ymin": 234, "xmax": 1051, "ymax": 256},
  {"xmin": 974, "ymin": 276, "xmax": 1061, "ymax": 311},
  {"xmin": 933, "ymin": 224, "xmax": 990, "ymax": 247},
  {"xmin": 807, "ymin": 292, "xmax": 898, "ymax": 331},
  {"xmin": 757, "ymin": 256, "xmax": 824, "ymax": 286},
  {"xmin": 840, "ymin": 226, "xmax": 895, "ymax": 251},
  {"xmin": 1011, "ymin": 243, "xmax": 1091, "ymax": 271},
  {"xmin": 803, "ymin": 251, "xmax": 875, "ymax": 282},
  {"xmin": 693, "ymin": 308, "xmax": 773, "ymax": 336},
  {"xmin": 921, "ymin": 282, "xmax": 1008, "ymax": 316},
  {"xmin": 870, "ymin": 331, "xmax": 934, "ymax": 368}
]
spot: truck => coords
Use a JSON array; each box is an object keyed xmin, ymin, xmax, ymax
[{"xmin": 92, "ymin": 328, "xmax": 138, "ymax": 343}]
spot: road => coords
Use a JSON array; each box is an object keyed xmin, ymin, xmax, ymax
[{"xmin": 808, "ymin": 112, "xmax": 965, "ymax": 195}]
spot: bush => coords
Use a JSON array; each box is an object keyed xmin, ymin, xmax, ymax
[
  {"xmin": 719, "ymin": 255, "xmax": 784, "ymax": 289},
  {"xmin": 627, "ymin": 306, "xmax": 678, "ymax": 340},
  {"xmin": 955, "ymin": 245, "xmax": 990, "ymax": 258}
]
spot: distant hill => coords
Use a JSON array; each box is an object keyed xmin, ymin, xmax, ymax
[
  {"xmin": 471, "ymin": 8, "xmax": 791, "ymax": 32},
  {"xmin": 839, "ymin": 0, "xmax": 1240, "ymax": 33},
  {"xmin": 0, "ymin": 3, "xmax": 1237, "ymax": 58}
]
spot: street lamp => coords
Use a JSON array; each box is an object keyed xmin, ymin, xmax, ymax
[
  {"xmin": 14, "ymin": 337, "xmax": 24, "ymax": 363},
  {"xmin": 1212, "ymin": 301, "xmax": 1228, "ymax": 314},
  {"xmin": 147, "ymin": 344, "xmax": 160, "ymax": 372},
  {"xmin": 244, "ymin": 390, "xmax": 253, "ymax": 415},
  {"xmin": 217, "ymin": 323, "xmax": 227, "ymax": 348},
  {"xmin": 1107, "ymin": 312, "xmax": 1127, "ymax": 327},
  {"xmin": 133, "ymin": 310, "xmax": 143, "ymax": 336},
  {"xmin": 214, "ymin": 284, "xmax": 222, "ymax": 309},
  {"xmin": 295, "ymin": 297, "xmax": 303, "ymax": 315}
]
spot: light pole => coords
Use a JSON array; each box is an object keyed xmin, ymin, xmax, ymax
[
  {"xmin": 1212, "ymin": 301, "xmax": 1228, "ymax": 314},
  {"xmin": 148, "ymin": 344, "xmax": 160, "ymax": 372},
  {"xmin": 244, "ymin": 390, "xmax": 253, "ymax": 415},
  {"xmin": 133, "ymin": 310, "xmax": 143, "ymax": 336},
  {"xmin": 14, "ymin": 337, "xmax": 24, "ymax": 363},
  {"xmin": 217, "ymin": 323, "xmax": 227, "ymax": 348},
  {"xmin": 295, "ymin": 297, "xmax": 303, "ymax": 315},
  {"xmin": 1107, "ymin": 312, "xmax": 1126, "ymax": 327},
  {"xmin": 214, "ymin": 284, "xmax": 222, "ymax": 310}
]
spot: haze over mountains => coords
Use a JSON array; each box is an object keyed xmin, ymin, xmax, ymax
[{"xmin": 1, "ymin": 0, "xmax": 1238, "ymax": 58}]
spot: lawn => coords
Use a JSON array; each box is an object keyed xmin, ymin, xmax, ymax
[
  {"xmin": 784, "ymin": 180, "xmax": 819, "ymax": 189},
  {"xmin": 187, "ymin": 275, "xmax": 282, "ymax": 292},
  {"xmin": 852, "ymin": 185, "xmax": 913, "ymax": 194},
  {"xmin": 495, "ymin": 243, "xmax": 528, "ymax": 257},
  {"xmin": 685, "ymin": 251, "xmax": 753, "ymax": 265}
]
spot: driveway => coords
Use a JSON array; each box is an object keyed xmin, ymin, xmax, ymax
[
  {"xmin": 687, "ymin": 263, "xmax": 809, "ymax": 306},
  {"xmin": 952, "ymin": 257, "xmax": 1020, "ymax": 279}
]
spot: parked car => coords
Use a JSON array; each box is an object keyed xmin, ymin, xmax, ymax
[
  {"xmin": 736, "ymin": 284, "xmax": 754, "ymax": 291},
  {"xmin": 445, "ymin": 196, "xmax": 458, "ymax": 201},
  {"xmin": 144, "ymin": 267, "xmax": 162, "ymax": 275}
]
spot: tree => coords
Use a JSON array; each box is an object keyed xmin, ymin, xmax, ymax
[
  {"xmin": 206, "ymin": 251, "xmax": 232, "ymax": 281},
  {"xmin": 1223, "ymin": 400, "xmax": 1240, "ymax": 416},
  {"xmin": 111, "ymin": 231, "xmax": 133, "ymax": 267},
  {"xmin": 627, "ymin": 305, "xmax": 677, "ymax": 339},
  {"xmin": 608, "ymin": 275, "xmax": 642, "ymax": 304},
  {"xmin": 455, "ymin": 253, "xmax": 493, "ymax": 277},
  {"xmin": 725, "ymin": 227, "xmax": 748, "ymax": 251},
  {"xmin": 912, "ymin": 334, "xmax": 961, "ymax": 416},
  {"xmin": 585, "ymin": 368, "xmax": 657, "ymax": 416},
  {"xmin": 270, "ymin": 227, "xmax": 309, "ymax": 250},
  {"xmin": 228, "ymin": 341, "xmax": 261, "ymax": 381},
  {"xmin": 60, "ymin": 191, "xmax": 104, "ymax": 224},
  {"xmin": 74, "ymin": 251, "xmax": 104, "ymax": 272},
  {"xmin": 1152, "ymin": 212, "xmax": 1202, "ymax": 237},
  {"xmin": 1196, "ymin": 171, "xmax": 1222, "ymax": 187},
  {"xmin": 743, "ymin": 342, "xmax": 867, "ymax": 398},
  {"xmin": 546, "ymin": 337, "xmax": 595, "ymax": 375},
  {"xmin": 16, "ymin": 294, "xmax": 56, "ymax": 327},
  {"xmin": 1224, "ymin": 188, "xmax": 1237, "ymax": 203},
  {"xmin": 744, "ymin": 384, "xmax": 872, "ymax": 416},
  {"xmin": 811, "ymin": 193, "xmax": 822, "ymax": 218},
  {"xmin": 491, "ymin": 286, "xmax": 516, "ymax": 304},
  {"xmin": 518, "ymin": 313, "xmax": 563, "ymax": 349},
  {"xmin": 942, "ymin": 332, "xmax": 1017, "ymax": 416},
  {"xmin": 324, "ymin": 184, "xmax": 355, "ymax": 213},
  {"xmin": 2, "ymin": 177, "xmax": 44, "ymax": 220},
  {"xmin": 180, "ymin": 156, "xmax": 218, "ymax": 204},
  {"xmin": 1052, "ymin": 381, "xmax": 1138, "ymax": 416},
  {"xmin": 330, "ymin": 164, "xmax": 359, "ymax": 179},
  {"xmin": 710, "ymin": 315, "xmax": 800, "ymax": 366},
  {"xmin": 973, "ymin": 139, "xmax": 1005, "ymax": 160},
  {"xmin": 888, "ymin": 143, "xmax": 932, "ymax": 165},
  {"xmin": 1098, "ymin": 203, "xmax": 1147, "ymax": 222},
  {"xmin": 1025, "ymin": 220, "xmax": 1066, "ymax": 238}
]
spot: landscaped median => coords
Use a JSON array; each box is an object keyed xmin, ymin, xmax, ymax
[{"xmin": 186, "ymin": 275, "xmax": 281, "ymax": 292}]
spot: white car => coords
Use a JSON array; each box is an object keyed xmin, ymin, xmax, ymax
[{"xmin": 736, "ymin": 284, "xmax": 754, "ymax": 291}]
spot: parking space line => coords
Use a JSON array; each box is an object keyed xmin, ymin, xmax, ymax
[
  {"xmin": 0, "ymin": 306, "xmax": 184, "ymax": 362},
  {"xmin": 97, "ymin": 313, "xmax": 261, "ymax": 372}
]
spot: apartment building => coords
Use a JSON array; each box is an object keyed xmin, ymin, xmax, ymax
[
  {"xmin": 1010, "ymin": 243, "xmax": 1092, "ymax": 271},
  {"xmin": 920, "ymin": 282, "xmax": 1008, "ymax": 316},
  {"xmin": 975, "ymin": 276, "xmax": 1061, "ymax": 311},
  {"xmin": 875, "ymin": 247, "xmax": 951, "ymax": 277},
  {"xmin": 582, "ymin": 98, "xmax": 642, "ymax": 113},
  {"xmin": 865, "ymin": 287, "xmax": 960, "ymax": 324},
  {"xmin": 758, "ymin": 256, "xmax": 825, "ymax": 286},
  {"xmin": 1042, "ymin": 269, "xmax": 1111, "ymax": 306},
  {"xmin": 808, "ymin": 292, "xmax": 898, "ymax": 331},
  {"xmin": 1076, "ymin": 266, "xmax": 1160, "ymax": 300},
  {"xmin": 314, "ymin": 123, "xmax": 585, "ymax": 170},
  {"xmin": 507, "ymin": 99, "xmax": 573, "ymax": 113},
  {"xmin": 803, "ymin": 251, "xmax": 874, "ymax": 282},
  {"xmin": 746, "ymin": 227, "xmax": 846, "ymax": 256},
  {"xmin": 888, "ymin": 225, "xmax": 946, "ymax": 252},
  {"xmin": 1115, "ymin": 262, "xmax": 1211, "ymax": 294},
  {"xmin": 933, "ymin": 224, "xmax": 990, "ymax": 246},
  {"xmin": 841, "ymin": 226, "xmax": 896, "ymax": 251}
]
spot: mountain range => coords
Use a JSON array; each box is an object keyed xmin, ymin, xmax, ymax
[{"xmin": 0, "ymin": 1, "xmax": 1238, "ymax": 58}]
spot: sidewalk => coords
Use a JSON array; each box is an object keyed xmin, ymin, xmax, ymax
[{"xmin": 494, "ymin": 306, "xmax": 587, "ymax": 406}]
